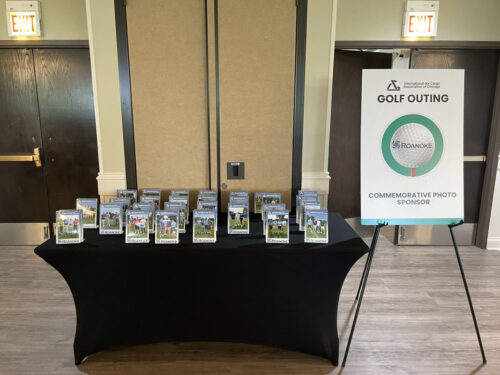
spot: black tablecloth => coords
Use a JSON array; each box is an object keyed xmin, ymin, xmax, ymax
[{"xmin": 35, "ymin": 212, "xmax": 368, "ymax": 365}]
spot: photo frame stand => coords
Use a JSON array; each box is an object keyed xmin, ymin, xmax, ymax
[{"xmin": 342, "ymin": 221, "xmax": 487, "ymax": 367}]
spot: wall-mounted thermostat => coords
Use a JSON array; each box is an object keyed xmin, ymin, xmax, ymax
[{"xmin": 227, "ymin": 162, "xmax": 244, "ymax": 180}]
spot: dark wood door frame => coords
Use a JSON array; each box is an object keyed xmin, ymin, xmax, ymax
[
  {"xmin": 114, "ymin": 0, "xmax": 137, "ymax": 189},
  {"xmin": 114, "ymin": 0, "xmax": 308, "ymax": 209},
  {"xmin": 292, "ymin": 0, "xmax": 308, "ymax": 211},
  {"xmin": 0, "ymin": 40, "xmax": 88, "ymax": 48},
  {"xmin": 477, "ymin": 59, "xmax": 500, "ymax": 248},
  {"xmin": 335, "ymin": 41, "xmax": 500, "ymax": 50},
  {"xmin": 335, "ymin": 41, "xmax": 500, "ymax": 248}
]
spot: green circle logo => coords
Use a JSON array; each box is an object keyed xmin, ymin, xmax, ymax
[{"xmin": 382, "ymin": 114, "xmax": 443, "ymax": 177}]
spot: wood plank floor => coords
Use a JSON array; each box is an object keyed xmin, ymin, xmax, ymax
[{"xmin": 1, "ymin": 231, "xmax": 500, "ymax": 374}]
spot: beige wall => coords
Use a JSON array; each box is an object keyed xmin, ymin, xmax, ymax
[
  {"xmin": 301, "ymin": 0, "xmax": 336, "ymax": 200},
  {"xmin": 302, "ymin": 0, "xmax": 334, "ymax": 173},
  {"xmin": 127, "ymin": 0, "xmax": 210, "ymax": 208},
  {"xmin": 0, "ymin": 0, "xmax": 87, "ymax": 40},
  {"xmin": 488, "ymin": 160, "xmax": 500, "ymax": 250},
  {"xmin": 336, "ymin": 0, "xmax": 500, "ymax": 41},
  {"xmin": 86, "ymin": 0, "xmax": 126, "ymax": 200}
]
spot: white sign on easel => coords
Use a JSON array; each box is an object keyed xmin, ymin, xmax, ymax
[
  {"xmin": 345, "ymin": 69, "xmax": 485, "ymax": 368},
  {"xmin": 361, "ymin": 69, "xmax": 464, "ymax": 225}
]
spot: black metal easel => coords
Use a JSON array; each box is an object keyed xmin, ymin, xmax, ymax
[
  {"xmin": 342, "ymin": 221, "xmax": 487, "ymax": 367},
  {"xmin": 449, "ymin": 221, "xmax": 487, "ymax": 364}
]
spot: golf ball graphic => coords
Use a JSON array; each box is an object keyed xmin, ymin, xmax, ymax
[
  {"xmin": 390, "ymin": 123, "xmax": 435, "ymax": 168},
  {"xmin": 382, "ymin": 114, "xmax": 443, "ymax": 177}
]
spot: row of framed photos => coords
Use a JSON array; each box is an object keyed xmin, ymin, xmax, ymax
[{"xmin": 55, "ymin": 190, "xmax": 328, "ymax": 245}]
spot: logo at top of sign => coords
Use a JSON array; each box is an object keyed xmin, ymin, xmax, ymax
[
  {"xmin": 387, "ymin": 80, "xmax": 401, "ymax": 91},
  {"xmin": 382, "ymin": 114, "xmax": 443, "ymax": 177}
]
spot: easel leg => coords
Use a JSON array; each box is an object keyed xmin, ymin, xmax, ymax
[
  {"xmin": 342, "ymin": 224, "xmax": 384, "ymax": 367},
  {"xmin": 355, "ymin": 235, "xmax": 376, "ymax": 300},
  {"xmin": 449, "ymin": 224, "xmax": 487, "ymax": 364}
]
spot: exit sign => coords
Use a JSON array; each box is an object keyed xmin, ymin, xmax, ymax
[
  {"xmin": 6, "ymin": 1, "xmax": 41, "ymax": 37},
  {"xmin": 403, "ymin": 1, "xmax": 439, "ymax": 38}
]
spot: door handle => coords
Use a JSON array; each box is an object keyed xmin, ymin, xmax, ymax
[
  {"xmin": 464, "ymin": 155, "xmax": 486, "ymax": 162},
  {"xmin": 0, "ymin": 147, "xmax": 42, "ymax": 167}
]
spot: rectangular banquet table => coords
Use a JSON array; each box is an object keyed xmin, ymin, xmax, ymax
[{"xmin": 35, "ymin": 212, "xmax": 368, "ymax": 365}]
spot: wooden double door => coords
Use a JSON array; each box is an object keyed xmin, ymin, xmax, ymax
[{"xmin": 0, "ymin": 48, "xmax": 98, "ymax": 244}]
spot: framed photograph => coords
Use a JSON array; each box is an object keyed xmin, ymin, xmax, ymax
[
  {"xmin": 171, "ymin": 190, "xmax": 189, "ymax": 197},
  {"xmin": 140, "ymin": 195, "xmax": 160, "ymax": 210},
  {"xmin": 169, "ymin": 195, "xmax": 188, "ymax": 204},
  {"xmin": 197, "ymin": 201, "xmax": 217, "ymax": 231},
  {"xmin": 230, "ymin": 191, "xmax": 249, "ymax": 197},
  {"xmin": 164, "ymin": 202, "xmax": 187, "ymax": 233},
  {"xmin": 56, "ymin": 210, "xmax": 84, "ymax": 244},
  {"xmin": 296, "ymin": 190, "xmax": 318, "ymax": 223},
  {"xmin": 133, "ymin": 202, "xmax": 155, "ymax": 233},
  {"xmin": 229, "ymin": 196, "xmax": 249, "ymax": 204},
  {"xmin": 266, "ymin": 210, "xmax": 289, "ymax": 244},
  {"xmin": 142, "ymin": 189, "xmax": 161, "ymax": 197},
  {"xmin": 300, "ymin": 201, "xmax": 321, "ymax": 231},
  {"xmin": 133, "ymin": 202, "xmax": 154, "ymax": 210},
  {"xmin": 227, "ymin": 203, "xmax": 249, "ymax": 234},
  {"xmin": 76, "ymin": 198, "xmax": 98, "ymax": 228},
  {"xmin": 296, "ymin": 195, "xmax": 319, "ymax": 224},
  {"xmin": 155, "ymin": 211, "xmax": 179, "ymax": 244},
  {"xmin": 254, "ymin": 192, "xmax": 269, "ymax": 214},
  {"xmin": 169, "ymin": 196, "xmax": 189, "ymax": 223},
  {"xmin": 117, "ymin": 189, "xmax": 138, "ymax": 204},
  {"xmin": 197, "ymin": 201, "xmax": 217, "ymax": 210},
  {"xmin": 109, "ymin": 197, "xmax": 131, "ymax": 227},
  {"xmin": 299, "ymin": 199, "xmax": 321, "ymax": 231},
  {"xmin": 193, "ymin": 210, "xmax": 217, "ymax": 243},
  {"xmin": 169, "ymin": 195, "xmax": 188, "ymax": 205},
  {"xmin": 170, "ymin": 190, "xmax": 190, "ymax": 209},
  {"xmin": 261, "ymin": 203, "xmax": 286, "ymax": 221},
  {"xmin": 199, "ymin": 190, "xmax": 217, "ymax": 197},
  {"xmin": 261, "ymin": 203, "xmax": 286, "ymax": 234},
  {"xmin": 304, "ymin": 210, "xmax": 328, "ymax": 243},
  {"xmin": 99, "ymin": 204, "xmax": 123, "ymax": 234},
  {"xmin": 125, "ymin": 210, "xmax": 150, "ymax": 243},
  {"xmin": 198, "ymin": 195, "xmax": 217, "ymax": 203},
  {"xmin": 261, "ymin": 193, "xmax": 281, "ymax": 206}
]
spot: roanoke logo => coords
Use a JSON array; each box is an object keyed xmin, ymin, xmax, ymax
[
  {"xmin": 382, "ymin": 114, "xmax": 443, "ymax": 177},
  {"xmin": 391, "ymin": 140, "xmax": 434, "ymax": 149}
]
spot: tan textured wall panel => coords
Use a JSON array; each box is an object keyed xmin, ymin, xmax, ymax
[
  {"xmin": 127, "ymin": 0, "xmax": 209, "ymax": 208},
  {"xmin": 218, "ymin": 0, "xmax": 296, "ymax": 211}
]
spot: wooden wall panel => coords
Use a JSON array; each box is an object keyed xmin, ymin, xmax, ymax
[
  {"xmin": 126, "ymin": 0, "xmax": 209, "ymax": 207},
  {"xmin": 217, "ymin": 0, "xmax": 296, "ymax": 211}
]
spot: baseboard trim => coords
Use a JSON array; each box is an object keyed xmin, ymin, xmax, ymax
[
  {"xmin": 487, "ymin": 237, "xmax": 500, "ymax": 250},
  {"xmin": 0, "ymin": 223, "xmax": 50, "ymax": 245}
]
